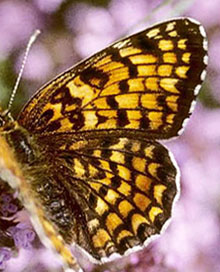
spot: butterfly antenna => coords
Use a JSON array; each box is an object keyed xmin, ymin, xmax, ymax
[{"xmin": 7, "ymin": 29, "xmax": 41, "ymax": 113}]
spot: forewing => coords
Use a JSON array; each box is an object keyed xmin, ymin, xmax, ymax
[
  {"xmin": 37, "ymin": 135, "xmax": 178, "ymax": 261},
  {"xmin": 18, "ymin": 18, "xmax": 207, "ymax": 139}
]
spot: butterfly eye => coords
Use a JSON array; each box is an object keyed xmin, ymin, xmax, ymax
[{"xmin": 0, "ymin": 116, "xmax": 5, "ymax": 127}]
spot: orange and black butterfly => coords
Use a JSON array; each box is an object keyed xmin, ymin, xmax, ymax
[{"xmin": 0, "ymin": 18, "xmax": 208, "ymax": 271}]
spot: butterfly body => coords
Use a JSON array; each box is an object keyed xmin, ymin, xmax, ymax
[{"xmin": 0, "ymin": 18, "xmax": 207, "ymax": 271}]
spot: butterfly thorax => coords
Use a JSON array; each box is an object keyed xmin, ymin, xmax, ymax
[{"xmin": 0, "ymin": 119, "xmax": 38, "ymax": 165}]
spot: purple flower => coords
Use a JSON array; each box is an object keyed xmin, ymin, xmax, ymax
[
  {"xmin": 1, "ymin": 194, "xmax": 12, "ymax": 203},
  {"xmin": 8, "ymin": 223, "xmax": 35, "ymax": 250},
  {"xmin": 0, "ymin": 248, "xmax": 12, "ymax": 270},
  {"xmin": 0, "ymin": 184, "xmax": 20, "ymax": 217},
  {"xmin": 0, "ymin": 182, "xmax": 36, "ymax": 270}
]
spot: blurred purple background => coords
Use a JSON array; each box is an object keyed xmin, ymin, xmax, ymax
[{"xmin": 0, "ymin": 0, "xmax": 220, "ymax": 271}]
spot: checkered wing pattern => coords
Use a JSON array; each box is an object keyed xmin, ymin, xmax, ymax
[
  {"xmin": 12, "ymin": 18, "xmax": 207, "ymax": 264},
  {"xmin": 34, "ymin": 135, "xmax": 177, "ymax": 261},
  {"xmin": 18, "ymin": 18, "xmax": 207, "ymax": 139}
]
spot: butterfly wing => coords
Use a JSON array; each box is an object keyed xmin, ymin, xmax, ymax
[
  {"xmin": 14, "ymin": 18, "xmax": 207, "ymax": 266},
  {"xmin": 32, "ymin": 134, "xmax": 178, "ymax": 261},
  {"xmin": 18, "ymin": 18, "xmax": 207, "ymax": 139}
]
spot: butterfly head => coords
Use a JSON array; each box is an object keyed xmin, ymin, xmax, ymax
[{"xmin": 0, "ymin": 108, "xmax": 16, "ymax": 132}]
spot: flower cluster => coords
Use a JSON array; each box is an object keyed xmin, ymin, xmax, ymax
[{"xmin": 0, "ymin": 181, "xmax": 36, "ymax": 270}]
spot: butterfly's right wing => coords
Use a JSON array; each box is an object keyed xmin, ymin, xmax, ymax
[{"xmin": 18, "ymin": 18, "xmax": 207, "ymax": 139}]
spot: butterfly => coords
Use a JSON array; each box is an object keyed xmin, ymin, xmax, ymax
[{"xmin": 0, "ymin": 18, "xmax": 208, "ymax": 271}]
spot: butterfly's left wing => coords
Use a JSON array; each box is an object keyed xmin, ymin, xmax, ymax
[
  {"xmin": 18, "ymin": 18, "xmax": 207, "ymax": 139},
  {"xmin": 33, "ymin": 135, "xmax": 178, "ymax": 262}
]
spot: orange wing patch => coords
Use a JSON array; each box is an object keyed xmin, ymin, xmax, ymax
[
  {"xmin": 18, "ymin": 18, "xmax": 207, "ymax": 140},
  {"xmin": 53, "ymin": 136, "xmax": 178, "ymax": 260}
]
